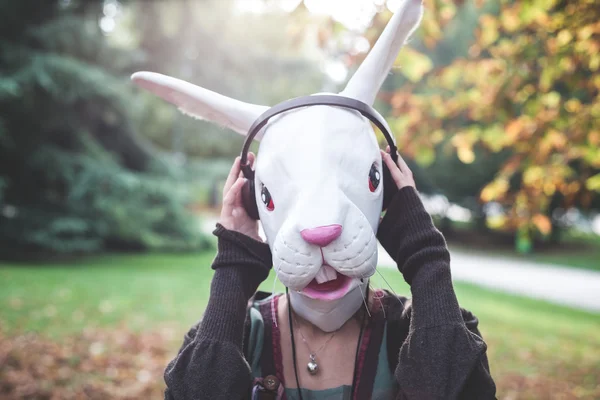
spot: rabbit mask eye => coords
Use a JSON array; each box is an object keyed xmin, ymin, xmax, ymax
[
  {"xmin": 369, "ymin": 163, "xmax": 381, "ymax": 192},
  {"xmin": 261, "ymin": 184, "xmax": 274, "ymax": 211}
]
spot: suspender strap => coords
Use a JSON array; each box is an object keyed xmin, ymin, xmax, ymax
[
  {"xmin": 253, "ymin": 296, "xmax": 287, "ymax": 400},
  {"xmin": 257, "ymin": 298, "xmax": 278, "ymax": 378},
  {"xmin": 354, "ymin": 311, "xmax": 386, "ymax": 399}
]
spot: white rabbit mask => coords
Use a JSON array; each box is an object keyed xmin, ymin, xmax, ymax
[{"xmin": 132, "ymin": 0, "xmax": 423, "ymax": 332}]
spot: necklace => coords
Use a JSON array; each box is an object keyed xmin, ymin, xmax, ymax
[
  {"xmin": 292, "ymin": 314, "xmax": 337, "ymax": 375},
  {"xmin": 286, "ymin": 288, "xmax": 368, "ymax": 400}
]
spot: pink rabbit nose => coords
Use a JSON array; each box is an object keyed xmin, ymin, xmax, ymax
[{"xmin": 301, "ymin": 224, "xmax": 343, "ymax": 247}]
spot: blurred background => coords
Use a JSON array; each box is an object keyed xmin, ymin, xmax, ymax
[{"xmin": 0, "ymin": 0, "xmax": 598, "ymax": 398}]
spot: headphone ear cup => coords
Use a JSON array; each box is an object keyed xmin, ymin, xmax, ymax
[
  {"xmin": 382, "ymin": 162, "xmax": 398, "ymax": 211},
  {"xmin": 241, "ymin": 178, "xmax": 260, "ymax": 220}
]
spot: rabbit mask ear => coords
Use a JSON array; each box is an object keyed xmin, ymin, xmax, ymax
[
  {"xmin": 341, "ymin": 0, "xmax": 423, "ymax": 105},
  {"xmin": 131, "ymin": 71, "xmax": 269, "ymax": 138}
]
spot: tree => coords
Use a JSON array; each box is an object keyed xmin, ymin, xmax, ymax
[
  {"xmin": 355, "ymin": 0, "xmax": 600, "ymax": 245},
  {"xmin": 0, "ymin": 0, "xmax": 208, "ymax": 258}
]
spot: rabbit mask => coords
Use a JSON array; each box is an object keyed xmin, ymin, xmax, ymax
[{"xmin": 132, "ymin": 0, "xmax": 424, "ymax": 332}]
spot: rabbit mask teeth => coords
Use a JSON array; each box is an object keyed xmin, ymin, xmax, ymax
[{"xmin": 314, "ymin": 265, "xmax": 337, "ymax": 284}]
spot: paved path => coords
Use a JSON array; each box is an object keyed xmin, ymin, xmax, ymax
[
  {"xmin": 202, "ymin": 218, "xmax": 600, "ymax": 313},
  {"xmin": 377, "ymin": 247, "xmax": 600, "ymax": 313}
]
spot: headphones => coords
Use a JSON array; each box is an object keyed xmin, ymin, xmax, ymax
[{"xmin": 239, "ymin": 95, "xmax": 399, "ymax": 220}]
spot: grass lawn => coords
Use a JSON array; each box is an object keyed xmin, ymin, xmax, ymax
[
  {"xmin": 525, "ymin": 250, "xmax": 600, "ymax": 272},
  {"xmin": 1, "ymin": 252, "xmax": 599, "ymax": 399}
]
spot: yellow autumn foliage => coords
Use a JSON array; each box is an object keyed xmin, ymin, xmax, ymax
[{"xmin": 370, "ymin": 0, "xmax": 600, "ymax": 235}]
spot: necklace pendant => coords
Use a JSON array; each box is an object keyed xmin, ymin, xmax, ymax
[{"xmin": 307, "ymin": 354, "xmax": 318, "ymax": 375}]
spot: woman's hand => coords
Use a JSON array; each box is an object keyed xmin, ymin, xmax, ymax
[
  {"xmin": 218, "ymin": 153, "xmax": 262, "ymax": 242},
  {"xmin": 381, "ymin": 146, "xmax": 416, "ymax": 190}
]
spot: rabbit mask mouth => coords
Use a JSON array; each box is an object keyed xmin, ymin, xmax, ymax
[{"xmin": 301, "ymin": 265, "xmax": 358, "ymax": 301}]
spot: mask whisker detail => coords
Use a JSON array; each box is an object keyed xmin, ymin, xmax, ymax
[
  {"xmin": 358, "ymin": 278, "xmax": 372, "ymax": 318},
  {"xmin": 375, "ymin": 269, "xmax": 405, "ymax": 308},
  {"xmin": 368, "ymin": 279, "xmax": 387, "ymax": 320},
  {"xmin": 272, "ymin": 263, "xmax": 283, "ymax": 328}
]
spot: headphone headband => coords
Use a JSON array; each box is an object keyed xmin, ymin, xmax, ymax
[{"xmin": 239, "ymin": 95, "xmax": 398, "ymax": 179}]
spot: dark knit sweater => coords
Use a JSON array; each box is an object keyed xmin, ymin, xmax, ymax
[{"xmin": 164, "ymin": 187, "xmax": 497, "ymax": 399}]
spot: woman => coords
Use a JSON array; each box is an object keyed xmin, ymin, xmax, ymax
[{"xmin": 163, "ymin": 150, "xmax": 496, "ymax": 399}]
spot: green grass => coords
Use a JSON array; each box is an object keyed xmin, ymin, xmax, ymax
[
  {"xmin": 376, "ymin": 268, "xmax": 600, "ymax": 395},
  {"xmin": 528, "ymin": 249, "xmax": 600, "ymax": 271},
  {"xmin": 0, "ymin": 253, "xmax": 216, "ymax": 338},
  {"xmin": 526, "ymin": 230, "xmax": 600, "ymax": 271},
  {"xmin": 1, "ymin": 253, "xmax": 599, "ymax": 397}
]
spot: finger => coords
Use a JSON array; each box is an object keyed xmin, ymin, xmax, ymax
[
  {"xmin": 223, "ymin": 157, "xmax": 241, "ymax": 194},
  {"xmin": 236, "ymin": 153, "xmax": 255, "ymax": 181},
  {"xmin": 396, "ymin": 153, "xmax": 412, "ymax": 176},
  {"xmin": 385, "ymin": 145, "xmax": 411, "ymax": 175},
  {"xmin": 381, "ymin": 150, "xmax": 404, "ymax": 185},
  {"xmin": 223, "ymin": 177, "xmax": 246, "ymax": 207}
]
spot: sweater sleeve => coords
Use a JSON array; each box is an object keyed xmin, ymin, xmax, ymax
[
  {"xmin": 377, "ymin": 187, "xmax": 496, "ymax": 399},
  {"xmin": 164, "ymin": 224, "xmax": 272, "ymax": 400}
]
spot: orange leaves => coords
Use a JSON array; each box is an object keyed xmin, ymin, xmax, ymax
[
  {"xmin": 501, "ymin": 7, "xmax": 521, "ymax": 33},
  {"xmin": 505, "ymin": 117, "xmax": 538, "ymax": 142},
  {"xmin": 457, "ymin": 147, "xmax": 475, "ymax": 164},
  {"xmin": 532, "ymin": 214, "xmax": 552, "ymax": 235},
  {"xmin": 438, "ymin": 64, "xmax": 463, "ymax": 89},
  {"xmin": 522, "ymin": 163, "xmax": 575, "ymax": 201},
  {"xmin": 514, "ymin": 84, "xmax": 535, "ymax": 104},
  {"xmin": 520, "ymin": 0, "xmax": 554, "ymax": 25},
  {"xmin": 536, "ymin": 129, "xmax": 568, "ymax": 161},
  {"xmin": 586, "ymin": 174, "xmax": 600, "ymax": 192},
  {"xmin": 506, "ymin": 119, "xmax": 524, "ymax": 140},
  {"xmin": 418, "ymin": 0, "xmax": 461, "ymax": 48},
  {"xmin": 545, "ymin": 130, "xmax": 567, "ymax": 149},
  {"xmin": 394, "ymin": 47, "xmax": 434, "ymax": 82},
  {"xmin": 481, "ymin": 124, "xmax": 509, "ymax": 152},
  {"xmin": 438, "ymin": 2, "xmax": 457, "ymax": 23},
  {"xmin": 589, "ymin": 131, "xmax": 600, "ymax": 147},
  {"xmin": 539, "ymin": 65, "xmax": 559, "ymax": 92},
  {"xmin": 452, "ymin": 127, "xmax": 479, "ymax": 164},
  {"xmin": 589, "ymin": 54, "xmax": 600, "ymax": 72},
  {"xmin": 540, "ymin": 91, "xmax": 561, "ymax": 109},
  {"xmin": 523, "ymin": 166, "xmax": 545, "ymax": 187},
  {"xmin": 420, "ymin": 10, "xmax": 443, "ymax": 48},
  {"xmin": 368, "ymin": 0, "xmax": 600, "ymax": 235},
  {"xmin": 478, "ymin": 15, "xmax": 500, "ymax": 48},
  {"xmin": 0, "ymin": 327, "xmax": 173, "ymax": 399},
  {"xmin": 557, "ymin": 30, "xmax": 573, "ymax": 46},
  {"xmin": 581, "ymin": 147, "xmax": 600, "ymax": 168},
  {"xmin": 564, "ymin": 98, "xmax": 582, "ymax": 113},
  {"xmin": 481, "ymin": 178, "xmax": 509, "ymax": 202},
  {"xmin": 577, "ymin": 24, "xmax": 595, "ymax": 41}
]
